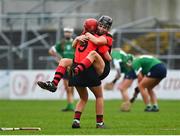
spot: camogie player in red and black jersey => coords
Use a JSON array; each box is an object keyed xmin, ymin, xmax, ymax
[
  {"xmin": 37, "ymin": 16, "xmax": 113, "ymax": 92},
  {"xmin": 72, "ymin": 16, "xmax": 113, "ymax": 79},
  {"xmin": 37, "ymin": 16, "xmax": 113, "ymax": 128},
  {"xmin": 70, "ymin": 15, "xmax": 113, "ymax": 129},
  {"xmin": 37, "ymin": 18, "xmax": 98, "ymax": 92}
]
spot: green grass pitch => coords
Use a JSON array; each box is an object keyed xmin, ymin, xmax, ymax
[{"xmin": 0, "ymin": 99, "xmax": 180, "ymax": 135}]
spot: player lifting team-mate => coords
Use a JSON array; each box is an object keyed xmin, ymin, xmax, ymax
[
  {"xmin": 69, "ymin": 15, "xmax": 113, "ymax": 129},
  {"xmin": 37, "ymin": 15, "xmax": 113, "ymax": 128},
  {"xmin": 37, "ymin": 16, "xmax": 112, "ymax": 92}
]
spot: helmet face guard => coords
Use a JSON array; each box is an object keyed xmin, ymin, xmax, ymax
[{"xmin": 98, "ymin": 15, "xmax": 113, "ymax": 29}]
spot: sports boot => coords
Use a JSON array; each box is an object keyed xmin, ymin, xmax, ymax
[
  {"xmin": 72, "ymin": 119, "xmax": 80, "ymax": 128},
  {"xmin": 37, "ymin": 81, "xmax": 57, "ymax": 92},
  {"xmin": 144, "ymin": 106, "xmax": 152, "ymax": 112},
  {"xmin": 151, "ymin": 105, "xmax": 159, "ymax": 112},
  {"xmin": 96, "ymin": 122, "xmax": 105, "ymax": 129}
]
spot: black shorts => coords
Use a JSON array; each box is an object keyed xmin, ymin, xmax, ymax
[
  {"xmin": 124, "ymin": 70, "xmax": 137, "ymax": 80},
  {"xmin": 146, "ymin": 63, "xmax": 167, "ymax": 79},
  {"xmin": 99, "ymin": 61, "xmax": 110, "ymax": 80},
  {"xmin": 69, "ymin": 62, "xmax": 101, "ymax": 87}
]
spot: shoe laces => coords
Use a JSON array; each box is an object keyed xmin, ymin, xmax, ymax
[{"xmin": 46, "ymin": 81, "xmax": 54, "ymax": 87}]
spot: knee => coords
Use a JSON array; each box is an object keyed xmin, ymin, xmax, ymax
[
  {"xmin": 59, "ymin": 59, "xmax": 65, "ymax": 66},
  {"xmin": 81, "ymin": 97, "xmax": 88, "ymax": 104},
  {"xmin": 65, "ymin": 86, "xmax": 72, "ymax": 94},
  {"xmin": 119, "ymin": 89, "xmax": 126, "ymax": 94},
  {"xmin": 119, "ymin": 85, "xmax": 126, "ymax": 92},
  {"xmin": 80, "ymin": 95, "xmax": 88, "ymax": 102},
  {"xmin": 59, "ymin": 58, "xmax": 71, "ymax": 67},
  {"xmin": 94, "ymin": 93, "xmax": 103, "ymax": 99}
]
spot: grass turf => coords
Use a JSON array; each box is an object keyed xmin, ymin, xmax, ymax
[{"xmin": 0, "ymin": 99, "xmax": 180, "ymax": 135}]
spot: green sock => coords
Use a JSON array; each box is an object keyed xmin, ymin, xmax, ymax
[{"xmin": 67, "ymin": 103, "xmax": 74, "ymax": 110}]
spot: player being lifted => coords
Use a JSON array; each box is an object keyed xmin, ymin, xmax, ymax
[
  {"xmin": 37, "ymin": 16, "xmax": 112, "ymax": 93},
  {"xmin": 72, "ymin": 16, "xmax": 113, "ymax": 78}
]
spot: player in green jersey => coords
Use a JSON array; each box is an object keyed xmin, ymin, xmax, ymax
[
  {"xmin": 131, "ymin": 55, "xmax": 167, "ymax": 112},
  {"xmin": 104, "ymin": 48, "xmax": 139, "ymax": 112},
  {"xmin": 49, "ymin": 27, "xmax": 75, "ymax": 112},
  {"xmin": 49, "ymin": 27, "xmax": 75, "ymax": 61}
]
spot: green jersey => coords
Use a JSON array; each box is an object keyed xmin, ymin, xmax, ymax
[
  {"xmin": 111, "ymin": 49, "xmax": 130, "ymax": 74},
  {"xmin": 55, "ymin": 38, "xmax": 74, "ymax": 59},
  {"xmin": 111, "ymin": 49, "xmax": 127, "ymax": 61},
  {"xmin": 132, "ymin": 55, "xmax": 162, "ymax": 75}
]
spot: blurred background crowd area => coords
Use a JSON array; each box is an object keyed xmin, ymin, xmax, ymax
[{"xmin": 0, "ymin": 0, "xmax": 180, "ymax": 70}]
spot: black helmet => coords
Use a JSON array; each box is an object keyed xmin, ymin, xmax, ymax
[{"xmin": 98, "ymin": 15, "xmax": 113, "ymax": 29}]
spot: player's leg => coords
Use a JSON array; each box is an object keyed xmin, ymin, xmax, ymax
[
  {"xmin": 61, "ymin": 79, "xmax": 74, "ymax": 111},
  {"xmin": 37, "ymin": 58, "xmax": 73, "ymax": 92},
  {"xmin": 119, "ymin": 79, "xmax": 133, "ymax": 102},
  {"xmin": 119, "ymin": 79, "xmax": 133, "ymax": 111},
  {"xmin": 74, "ymin": 51, "xmax": 105, "ymax": 75},
  {"xmin": 52, "ymin": 58, "xmax": 73, "ymax": 86},
  {"xmin": 141, "ymin": 63, "xmax": 167, "ymax": 111},
  {"xmin": 147, "ymin": 89, "xmax": 159, "ymax": 112},
  {"xmin": 145, "ymin": 77, "xmax": 162, "ymax": 112},
  {"xmin": 145, "ymin": 63, "xmax": 167, "ymax": 111},
  {"xmin": 72, "ymin": 87, "xmax": 88, "ymax": 128},
  {"xmin": 138, "ymin": 77, "xmax": 151, "ymax": 111},
  {"xmin": 89, "ymin": 85, "xmax": 105, "ymax": 128},
  {"xmin": 139, "ymin": 77, "xmax": 161, "ymax": 111}
]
